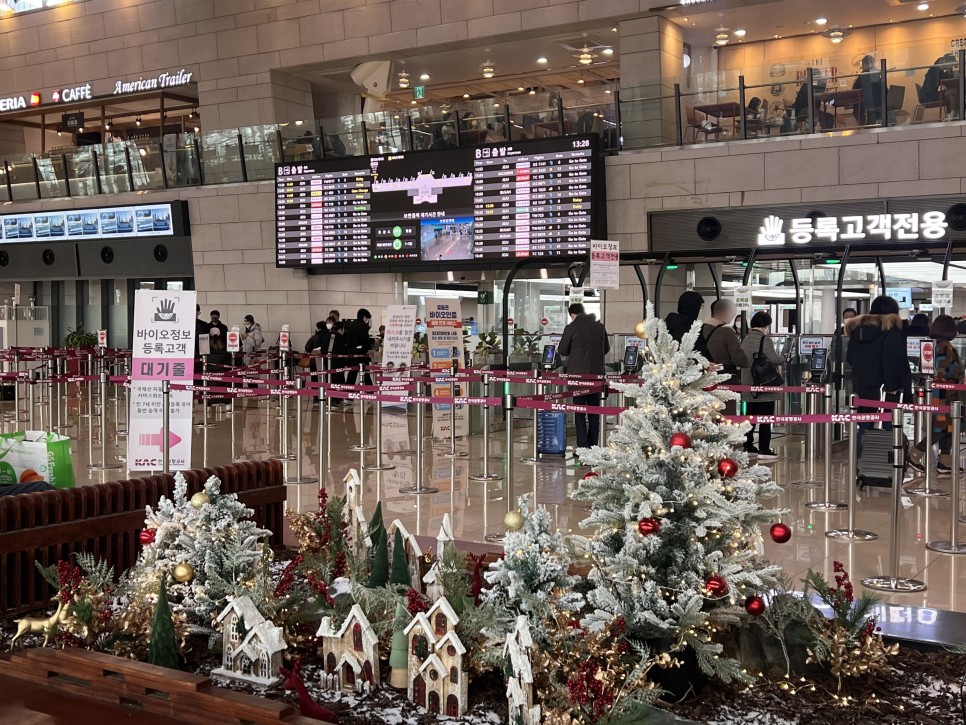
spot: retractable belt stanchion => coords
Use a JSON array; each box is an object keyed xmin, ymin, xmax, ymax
[
  {"xmin": 27, "ymin": 368, "xmax": 35, "ymax": 431},
  {"xmin": 317, "ymin": 385, "xmax": 327, "ymax": 484},
  {"xmin": 862, "ymin": 407, "xmax": 927, "ymax": 592},
  {"xmin": 286, "ymin": 377, "xmax": 319, "ymax": 484},
  {"xmin": 806, "ymin": 383, "xmax": 847, "ymax": 511},
  {"xmin": 194, "ymin": 357, "xmax": 216, "ymax": 430},
  {"xmin": 364, "ymin": 379, "xmax": 396, "ymax": 472},
  {"xmin": 792, "ymin": 385, "xmax": 822, "ymax": 487},
  {"xmin": 913, "ymin": 382, "xmax": 924, "ymax": 444},
  {"xmin": 520, "ymin": 372, "xmax": 542, "ymax": 465},
  {"xmin": 905, "ymin": 378, "xmax": 949, "ymax": 497},
  {"xmin": 274, "ymin": 350, "xmax": 287, "ymax": 414},
  {"xmin": 117, "ymin": 358, "xmax": 129, "ymax": 437},
  {"xmin": 442, "ymin": 363, "xmax": 467, "ymax": 459},
  {"xmin": 12, "ymin": 350, "xmax": 21, "ymax": 424},
  {"xmin": 485, "ymin": 394, "xmax": 516, "ymax": 544},
  {"xmin": 88, "ymin": 370, "xmax": 121, "ymax": 471},
  {"xmin": 400, "ymin": 381, "xmax": 438, "ymax": 495},
  {"xmin": 161, "ymin": 380, "xmax": 171, "ymax": 475},
  {"xmin": 44, "ymin": 367, "xmax": 53, "ymax": 431},
  {"xmin": 274, "ymin": 363, "xmax": 296, "ymax": 461},
  {"xmin": 53, "ymin": 358, "xmax": 67, "ymax": 432},
  {"xmin": 827, "ymin": 396, "xmax": 878, "ymax": 541},
  {"xmin": 469, "ymin": 371, "xmax": 503, "ymax": 482},
  {"xmin": 927, "ymin": 400, "xmax": 966, "ymax": 554},
  {"xmin": 350, "ymin": 365, "xmax": 375, "ymax": 452}
]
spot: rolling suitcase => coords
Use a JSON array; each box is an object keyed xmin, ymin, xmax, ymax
[
  {"xmin": 537, "ymin": 411, "xmax": 567, "ymax": 455},
  {"xmin": 857, "ymin": 393, "xmax": 908, "ymax": 489}
]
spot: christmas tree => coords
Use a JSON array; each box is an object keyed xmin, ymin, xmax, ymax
[
  {"xmin": 388, "ymin": 597, "xmax": 409, "ymax": 688},
  {"xmin": 389, "ymin": 528, "xmax": 411, "ymax": 591},
  {"xmin": 574, "ymin": 308, "xmax": 785, "ymax": 682},
  {"xmin": 149, "ymin": 578, "xmax": 179, "ymax": 670},
  {"xmin": 368, "ymin": 528, "xmax": 389, "ymax": 588}
]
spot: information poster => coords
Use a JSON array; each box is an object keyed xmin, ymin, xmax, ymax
[
  {"xmin": 426, "ymin": 299, "xmax": 468, "ymax": 437},
  {"xmin": 932, "ymin": 280, "xmax": 954, "ymax": 310},
  {"xmin": 590, "ymin": 239, "xmax": 619, "ymax": 289},
  {"xmin": 127, "ymin": 289, "xmax": 196, "ymax": 471},
  {"xmin": 381, "ymin": 305, "xmax": 417, "ymax": 410},
  {"xmin": 734, "ymin": 286, "xmax": 753, "ymax": 315}
]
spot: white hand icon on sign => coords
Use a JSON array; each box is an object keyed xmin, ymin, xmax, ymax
[{"xmin": 758, "ymin": 215, "xmax": 785, "ymax": 246}]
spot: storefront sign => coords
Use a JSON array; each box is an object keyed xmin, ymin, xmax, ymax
[
  {"xmin": 113, "ymin": 69, "xmax": 193, "ymax": 96},
  {"xmin": 426, "ymin": 299, "xmax": 468, "ymax": 437},
  {"xmin": 0, "ymin": 96, "xmax": 28, "ymax": 112},
  {"xmin": 590, "ymin": 239, "xmax": 620, "ymax": 289},
  {"xmin": 62, "ymin": 112, "xmax": 84, "ymax": 131},
  {"xmin": 757, "ymin": 212, "xmax": 948, "ymax": 246},
  {"xmin": 52, "ymin": 85, "xmax": 92, "ymax": 103},
  {"xmin": 932, "ymin": 280, "xmax": 954, "ymax": 309},
  {"xmin": 127, "ymin": 290, "xmax": 195, "ymax": 471}
]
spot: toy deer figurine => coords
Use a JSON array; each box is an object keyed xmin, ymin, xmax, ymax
[
  {"xmin": 280, "ymin": 657, "xmax": 339, "ymax": 723},
  {"xmin": 10, "ymin": 595, "xmax": 68, "ymax": 649}
]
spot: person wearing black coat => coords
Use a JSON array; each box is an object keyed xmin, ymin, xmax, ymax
[
  {"xmin": 344, "ymin": 308, "xmax": 374, "ymax": 386},
  {"xmin": 305, "ymin": 319, "xmax": 332, "ymax": 375},
  {"xmin": 559, "ymin": 303, "xmax": 610, "ymax": 451},
  {"xmin": 664, "ymin": 291, "xmax": 705, "ymax": 343}
]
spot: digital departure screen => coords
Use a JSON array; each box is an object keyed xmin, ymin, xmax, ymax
[{"xmin": 274, "ymin": 134, "xmax": 599, "ymax": 270}]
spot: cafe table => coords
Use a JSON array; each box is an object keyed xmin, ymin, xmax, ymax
[
  {"xmin": 693, "ymin": 101, "xmax": 742, "ymax": 134},
  {"xmin": 814, "ymin": 88, "xmax": 862, "ymax": 127}
]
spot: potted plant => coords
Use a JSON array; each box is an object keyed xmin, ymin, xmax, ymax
[
  {"xmin": 65, "ymin": 324, "xmax": 98, "ymax": 374},
  {"xmin": 411, "ymin": 332, "xmax": 428, "ymax": 365},
  {"xmin": 472, "ymin": 332, "xmax": 501, "ymax": 368}
]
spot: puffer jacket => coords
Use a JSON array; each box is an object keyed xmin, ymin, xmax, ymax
[{"xmin": 845, "ymin": 313, "xmax": 911, "ymax": 402}]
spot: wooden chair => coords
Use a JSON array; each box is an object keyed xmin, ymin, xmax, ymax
[{"xmin": 685, "ymin": 106, "xmax": 724, "ymax": 143}]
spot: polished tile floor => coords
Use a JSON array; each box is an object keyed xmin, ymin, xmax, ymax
[{"xmin": 40, "ymin": 383, "xmax": 966, "ymax": 617}]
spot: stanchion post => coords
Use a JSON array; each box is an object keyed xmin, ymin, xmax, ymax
[
  {"xmin": 162, "ymin": 379, "xmax": 171, "ymax": 475},
  {"xmin": 792, "ymin": 384, "xmax": 823, "ymax": 487},
  {"xmin": 469, "ymin": 371, "xmax": 503, "ymax": 481},
  {"xmin": 317, "ymin": 385, "xmax": 326, "ymax": 483},
  {"xmin": 807, "ymin": 383, "xmax": 847, "ymax": 511},
  {"xmin": 927, "ymin": 400, "xmax": 966, "ymax": 554},
  {"xmin": 117, "ymin": 358, "xmax": 129, "ymax": 437},
  {"xmin": 905, "ymin": 378, "xmax": 949, "ymax": 497},
  {"xmin": 862, "ymin": 408, "xmax": 927, "ymax": 592},
  {"xmin": 521, "ymin": 372, "xmax": 542, "ymax": 464},
  {"xmin": 88, "ymin": 370, "xmax": 122, "ymax": 471},
  {"xmin": 27, "ymin": 368, "xmax": 35, "ymax": 430},
  {"xmin": 350, "ymin": 365, "xmax": 374, "ymax": 451},
  {"xmin": 485, "ymin": 394, "xmax": 516, "ymax": 543},
  {"xmin": 442, "ymin": 363, "xmax": 467, "ymax": 459},
  {"xmin": 827, "ymin": 396, "xmax": 878, "ymax": 541},
  {"xmin": 12, "ymin": 350, "xmax": 20, "ymax": 424},
  {"xmin": 363, "ymin": 378, "xmax": 396, "ymax": 471},
  {"xmin": 401, "ymin": 381, "xmax": 438, "ymax": 495},
  {"xmin": 286, "ymin": 377, "xmax": 319, "ymax": 484}
]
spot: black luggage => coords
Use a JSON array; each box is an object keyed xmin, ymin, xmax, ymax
[{"xmin": 857, "ymin": 427, "xmax": 905, "ymax": 489}]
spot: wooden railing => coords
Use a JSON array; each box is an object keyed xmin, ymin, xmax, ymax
[{"xmin": 0, "ymin": 461, "xmax": 287, "ymax": 615}]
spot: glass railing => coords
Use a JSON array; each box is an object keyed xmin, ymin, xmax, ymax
[
  {"xmin": 0, "ymin": 92, "xmax": 619, "ymax": 203},
  {"xmin": 619, "ymin": 51, "xmax": 966, "ymax": 149}
]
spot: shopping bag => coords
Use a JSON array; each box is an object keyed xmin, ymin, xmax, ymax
[{"xmin": 0, "ymin": 431, "xmax": 75, "ymax": 489}]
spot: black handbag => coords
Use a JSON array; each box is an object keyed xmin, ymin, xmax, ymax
[{"xmin": 750, "ymin": 334, "xmax": 784, "ymax": 387}]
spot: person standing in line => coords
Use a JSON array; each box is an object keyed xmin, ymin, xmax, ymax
[
  {"xmin": 329, "ymin": 309, "xmax": 341, "ymax": 323},
  {"xmin": 908, "ymin": 315, "xmax": 962, "ymax": 474},
  {"xmin": 239, "ymin": 314, "xmax": 264, "ymax": 364},
  {"xmin": 344, "ymin": 308, "xmax": 374, "ymax": 386},
  {"xmin": 209, "ymin": 310, "xmax": 228, "ymax": 340},
  {"xmin": 740, "ymin": 311, "xmax": 783, "ymax": 460},
  {"xmin": 327, "ymin": 320, "xmax": 349, "ymax": 408},
  {"xmin": 701, "ymin": 299, "xmax": 749, "ymax": 415},
  {"xmin": 558, "ymin": 303, "xmax": 610, "ymax": 454},
  {"xmin": 194, "ymin": 304, "xmax": 208, "ymax": 358},
  {"xmin": 664, "ymin": 290, "xmax": 705, "ymax": 343}
]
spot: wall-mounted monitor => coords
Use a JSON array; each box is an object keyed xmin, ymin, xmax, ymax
[
  {"xmin": 0, "ymin": 202, "xmax": 185, "ymax": 243},
  {"xmin": 275, "ymin": 134, "xmax": 600, "ymax": 272}
]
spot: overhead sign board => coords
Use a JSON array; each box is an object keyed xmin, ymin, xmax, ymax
[
  {"xmin": 0, "ymin": 203, "xmax": 178, "ymax": 243},
  {"xmin": 112, "ymin": 68, "xmax": 193, "ymax": 96},
  {"xmin": 757, "ymin": 212, "xmax": 948, "ymax": 246}
]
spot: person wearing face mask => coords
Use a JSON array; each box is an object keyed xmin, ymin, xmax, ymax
[
  {"xmin": 239, "ymin": 314, "xmax": 264, "ymax": 362},
  {"xmin": 305, "ymin": 318, "xmax": 333, "ymax": 375},
  {"xmin": 344, "ymin": 308, "xmax": 374, "ymax": 386},
  {"xmin": 558, "ymin": 303, "xmax": 610, "ymax": 454},
  {"xmin": 209, "ymin": 310, "xmax": 228, "ymax": 340}
]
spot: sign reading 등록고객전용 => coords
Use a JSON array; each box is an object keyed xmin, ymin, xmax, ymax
[
  {"xmin": 127, "ymin": 290, "xmax": 196, "ymax": 471},
  {"xmin": 757, "ymin": 212, "xmax": 948, "ymax": 246}
]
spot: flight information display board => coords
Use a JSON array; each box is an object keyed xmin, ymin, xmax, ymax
[{"xmin": 275, "ymin": 134, "xmax": 599, "ymax": 269}]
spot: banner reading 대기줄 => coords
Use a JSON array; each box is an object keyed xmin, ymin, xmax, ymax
[
  {"xmin": 127, "ymin": 289, "xmax": 196, "ymax": 471},
  {"xmin": 426, "ymin": 299, "xmax": 468, "ymax": 437}
]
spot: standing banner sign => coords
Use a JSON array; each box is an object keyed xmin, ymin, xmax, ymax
[
  {"xmin": 127, "ymin": 289, "xmax": 196, "ymax": 471},
  {"xmin": 279, "ymin": 324, "xmax": 290, "ymax": 349},
  {"xmin": 227, "ymin": 326, "xmax": 240, "ymax": 353},
  {"xmin": 932, "ymin": 281, "xmax": 954, "ymax": 310},
  {"xmin": 426, "ymin": 299, "xmax": 468, "ymax": 437},
  {"xmin": 381, "ymin": 305, "xmax": 417, "ymax": 410},
  {"xmin": 590, "ymin": 239, "xmax": 620, "ymax": 289},
  {"xmin": 921, "ymin": 339, "xmax": 935, "ymax": 375},
  {"xmin": 97, "ymin": 329, "xmax": 107, "ymax": 348}
]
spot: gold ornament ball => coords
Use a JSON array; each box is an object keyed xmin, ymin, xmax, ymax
[
  {"xmin": 173, "ymin": 562, "xmax": 194, "ymax": 583},
  {"xmin": 634, "ymin": 320, "xmax": 647, "ymax": 339},
  {"xmin": 504, "ymin": 510, "xmax": 525, "ymax": 532},
  {"xmin": 190, "ymin": 491, "xmax": 210, "ymax": 509}
]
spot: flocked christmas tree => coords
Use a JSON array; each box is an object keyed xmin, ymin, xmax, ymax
[
  {"xmin": 149, "ymin": 577, "xmax": 179, "ymax": 670},
  {"xmin": 574, "ymin": 307, "xmax": 785, "ymax": 681}
]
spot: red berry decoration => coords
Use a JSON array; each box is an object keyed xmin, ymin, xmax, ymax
[
  {"xmin": 582, "ymin": 471, "xmax": 599, "ymax": 480},
  {"xmin": 669, "ymin": 432, "xmax": 692, "ymax": 449},
  {"xmin": 704, "ymin": 574, "xmax": 728, "ymax": 597},
  {"xmin": 744, "ymin": 595, "xmax": 766, "ymax": 616},
  {"xmin": 770, "ymin": 522, "xmax": 792, "ymax": 544},
  {"xmin": 717, "ymin": 457, "xmax": 739, "ymax": 478},
  {"xmin": 637, "ymin": 517, "xmax": 661, "ymax": 537},
  {"xmin": 139, "ymin": 529, "xmax": 156, "ymax": 545}
]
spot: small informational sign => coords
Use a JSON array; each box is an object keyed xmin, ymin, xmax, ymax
[
  {"xmin": 227, "ymin": 326, "xmax": 240, "ymax": 352},
  {"xmin": 590, "ymin": 239, "xmax": 620, "ymax": 289},
  {"xmin": 279, "ymin": 324, "xmax": 290, "ymax": 349},
  {"xmin": 569, "ymin": 287, "xmax": 584, "ymax": 306},
  {"xmin": 921, "ymin": 339, "xmax": 935, "ymax": 375},
  {"xmin": 127, "ymin": 289, "xmax": 196, "ymax": 471},
  {"xmin": 62, "ymin": 111, "xmax": 84, "ymax": 132},
  {"xmin": 540, "ymin": 317, "xmax": 549, "ymax": 327},
  {"xmin": 932, "ymin": 280, "xmax": 954, "ymax": 310},
  {"xmin": 507, "ymin": 317, "xmax": 514, "ymax": 329},
  {"xmin": 381, "ymin": 305, "xmax": 417, "ymax": 372},
  {"xmin": 799, "ymin": 336, "xmax": 825, "ymax": 355},
  {"xmin": 477, "ymin": 291, "xmax": 493, "ymax": 305},
  {"xmin": 97, "ymin": 329, "xmax": 107, "ymax": 348},
  {"xmin": 414, "ymin": 85, "xmax": 425, "ymax": 100},
  {"xmin": 12, "ymin": 283, "xmax": 20, "ymax": 306},
  {"xmin": 415, "ymin": 317, "xmax": 422, "ymax": 326},
  {"xmin": 198, "ymin": 333, "xmax": 210, "ymax": 357},
  {"xmin": 907, "ymin": 336, "xmax": 926, "ymax": 358},
  {"xmin": 734, "ymin": 286, "xmax": 753, "ymax": 315}
]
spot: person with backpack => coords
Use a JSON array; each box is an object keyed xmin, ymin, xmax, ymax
[
  {"xmin": 701, "ymin": 299, "xmax": 749, "ymax": 415},
  {"xmin": 664, "ymin": 290, "xmax": 704, "ymax": 343},
  {"xmin": 739, "ymin": 311, "xmax": 784, "ymax": 460}
]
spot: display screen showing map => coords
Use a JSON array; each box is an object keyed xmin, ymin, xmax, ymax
[{"xmin": 275, "ymin": 134, "xmax": 599, "ymax": 269}]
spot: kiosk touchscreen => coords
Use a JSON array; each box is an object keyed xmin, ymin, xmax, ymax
[
  {"xmin": 623, "ymin": 344, "xmax": 641, "ymax": 372},
  {"xmin": 809, "ymin": 348, "xmax": 828, "ymax": 374},
  {"xmin": 541, "ymin": 344, "xmax": 558, "ymax": 370}
]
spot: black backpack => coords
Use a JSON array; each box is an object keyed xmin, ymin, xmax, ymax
[{"xmin": 750, "ymin": 333, "xmax": 784, "ymax": 387}]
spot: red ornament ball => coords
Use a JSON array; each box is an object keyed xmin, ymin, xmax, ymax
[
  {"xmin": 581, "ymin": 470, "xmax": 599, "ymax": 480},
  {"xmin": 139, "ymin": 529, "xmax": 156, "ymax": 545},
  {"xmin": 705, "ymin": 574, "xmax": 728, "ymax": 597},
  {"xmin": 770, "ymin": 522, "xmax": 792, "ymax": 544},
  {"xmin": 637, "ymin": 517, "xmax": 661, "ymax": 537},
  {"xmin": 717, "ymin": 457, "xmax": 739, "ymax": 478},
  {"xmin": 669, "ymin": 432, "xmax": 692, "ymax": 449},
  {"xmin": 745, "ymin": 595, "xmax": 766, "ymax": 616}
]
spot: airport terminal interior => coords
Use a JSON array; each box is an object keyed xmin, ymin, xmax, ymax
[{"xmin": 7, "ymin": 0, "xmax": 966, "ymax": 723}]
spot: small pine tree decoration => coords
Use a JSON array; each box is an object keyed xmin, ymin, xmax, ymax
[
  {"xmin": 149, "ymin": 578, "xmax": 179, "ymax": 670},
  {"xmin": 368, "ymin": 501, "xmax": 385, "ymax": 548},
  {"xmin": 574, "ymin": 306, "xmax": 785, "ymax": 683},
  {"xmin": 368, "ymin": 527, "xmax": 389, "ymax": 588},
  {"xmin": 390, "ymin": 527, "xmax": 411, "ymax": 591},
  {"xmin": 388, "ymin": 597, "xmax": 409, "ymax": 688}
]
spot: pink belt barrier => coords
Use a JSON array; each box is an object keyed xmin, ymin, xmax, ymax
[
  {"xmin": 725, "ymin": 412, "xmax": 890, "ymax": 425},
  {"xmin": 853, "ymin": 397, "xmax": 951, "ymax": 413},
  {"xmin": 713, "ymin": 384, "xmax": 825, "ymax": 394}
]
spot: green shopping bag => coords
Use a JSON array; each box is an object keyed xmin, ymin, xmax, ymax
[{"xmin": 0, "ymin": 430, "xmax": 75, "ymax": 488}]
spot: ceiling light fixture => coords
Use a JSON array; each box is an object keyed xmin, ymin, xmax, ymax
[
  {"xmin": 104, "ymin": 119, "xmax": 111, "ymax": 130},
  {"xmin": 481, "ymin": 59, "xmax": 495, "ymax": 78},
  {"xmin": 529, "ymin": 88, "xmax": 536, "ymax": 95},
  {"xmin": 462, "ymin": 93, "xmax": 470, "ymax": 99},
  {"xmin": 57, "ymin": 127, "xmax": 62, "ymax": 136},
  {"xmin": 419, "ymin": 73, "xmax": 430, "ymax": 81},
  {"xmin": 135, "ymin": 116, "xmax": 141, "ymax": 127},
  {"xmin": 577, "ymin": 75, "xmax": 585, "ymax": 84},
  {"xmin": 397, "ymin": 70, "xmax": 410, "ymax": 88},
  {"xmin": 601, "ymin": 47, "xmax": 614, "ymax": 56},
  {"xmin": 917, "ymin": 1, "xmax": 929, "ymax": 9},
  {"xmin": 537, "ymin": 56, "xmax": 548, "ymax": 64},
  {"xmin": 734, "ymin": 29, "xmax": 746, "ymax": 37},
  {"xmin": 193, "ymin": 126, "xmax": 200, "ymax": 133},
  {"xmin": 517, "ymin": 86, "xmax": 525, "ymax": 91},
  {"xmin": 815, "ymin": 17, "xmax": 827, "ymax": 26},
  {"xmin": 822, "ymin": 26, "xmax": 850, "ymax": 43}
]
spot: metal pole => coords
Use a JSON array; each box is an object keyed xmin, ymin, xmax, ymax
[
  {"xmin": 12, "ymin": 351, "xmax": 20, "ymax": 424},
  {"xmin": 485, "ymin": 395, "xmax": 515, "ymax": 543},
  {"xmin": 273, "ymin": 361, "xmax": 296, "ymax": 459},
  {"xmin": 54, "ymin": 357, "xmax": 67, "ymax": 431},
  {"xmin": 862, "ymin": 408, "xmax": 927, "ymax": 592},
  {"xmin": 793, "ymin": 385, "xmax": 822, "ymax": 486},
  {"xmin": 118, "ymin": 357, "xmax": 129, "ymax": 436},
  {"xmin": 927, "ymin": 400, "xmax": 966, "ymax": 553},
  {"xmin": 442, "ymin": 363, "xmax": 467, "ymax": 459},
  {"xmin": 286, "ymin": 377, "xmax": 319, "ymax": 484},
  {"xmin": 905, "ymin": 378, "xmax": 949, "ymax": 497},
  {"xmin": 469, "ymin": 371, "xmax": 503, "ymax": 481},
  {"xmin": 400, "ymin": 381, "xmax": 438, "ymax": 494},
  {"xmin": 317, "ymin": 385, "xmax": 326, "ymax": 483},
  {"xmin": 162, "ymin": 379, "xmax": 171, "ymax": 475},
  {"xmin": 807, "ymin": 383, "xmax": 847, "ymax": 510},
  {"xmin": 350, "ymin": 365, "xmax": 375, "ymax": 451},
  {"xmin": 194, "ymin": 357, "xmax": 217, "ymax": 430},
  {"xmin": 27, "ymin": 370, "xmax": 35, "ymax": 430},
  {"xmin": 363, "ymin": 385, "xmax": 395, "ymax": 471},
  {"xmin": 88, "ymin": 370, "xmax": 122, "ymax": 470},
  {"xmin": 521, "ymin": 372, "xmax": 541, "ymax": 464},
  {"xmin": 827, "ymin": 395, "xmax": 878, "ymax": 541}
]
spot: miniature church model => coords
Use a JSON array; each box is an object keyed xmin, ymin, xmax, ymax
[
  {"xmin": 422, "ymin": 514, "xmax": 454, "ymax": 602},
  {"xmin": 316, "ymin": 603, "xmax": 380, "ymax": 693},
  {"xmin": 344, "ymin": 469, "xmax": 371, "ymax": 553},
  {"xmin": 504, "ymin": 615, "xmax": 541, "ymax": 725},
  {"xmin": 387, "ymin": 518, "xmax": 423, "ymax": 586},
  {"xmin": 211, "ymin": 596, "xmax": 287, "ymax": 686},
  {"xmin": 404, "ymin": 597, "xmax": 468, "ymax": 717}
]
